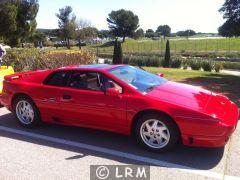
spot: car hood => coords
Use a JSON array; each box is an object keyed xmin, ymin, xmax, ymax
[{"xmin": 146, "ymin": 81, "xmax": 212, "ymax": 111}]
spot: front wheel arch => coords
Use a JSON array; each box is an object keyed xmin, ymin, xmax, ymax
[{"xmin": 131, "ymin": 109, "xmax": 181, "ymax": 137}]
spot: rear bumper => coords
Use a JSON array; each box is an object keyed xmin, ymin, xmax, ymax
[{"xmin": 0, "ymin": 93, "xmax": 13, "ymax": 111}]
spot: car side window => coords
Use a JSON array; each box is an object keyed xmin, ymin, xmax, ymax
[
  {"xmin": 102, "ymin": 76, "xmax": 123, "ymax": 94},
  {"xmin": 68, "ymin": 72, "xmax": 102, "ymax": 91},
  {"xmin": 44, "ymin": 71, "xmax": 71, "ymax": 87}
]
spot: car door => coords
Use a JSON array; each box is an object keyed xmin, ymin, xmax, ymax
[
  {"xmin": 57, "ymin": 71, "xmax": 127, "ymax": 129},
  {"xmin": 36, "ymin": 71, "xmax": 71, "ymax": 123}
]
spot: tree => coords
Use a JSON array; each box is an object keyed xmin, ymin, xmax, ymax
[
  {"xmin": 176, "ymin": 29, "xmax": 196, "ymax": 37},
  {"xmin": 156, "ymin": 25, "xmax": 171, "ymax": 39},
  {"xmin": 0, "ymin": 0, "xmax": 39, "ymax": 46},
  {"xmin": 163, "ymin": 40, "xmax": 171, "ymax": 67},
  {"xmin": 145, "ymin": 29, "xmax": 157, "ymax": 38},
  {"xmin": 29, "ymin": 31, "xmax": 46, "ymax": 47},
  {"xmin": 98, "ymin": 30, "xmax": 111, "ymax": 39},
  {"xmin": 107, "ymin": 9, "xmax": 139, "ymax": 42},
  {"xmin": 113, "ymin": 39, "xmax": 123, "ymax": 64},
  {"xmin": 56, "ymin": 6, "xmax": 76, "ymax": 48},
  {"xmin": 134, "ymin": 28, "xmax": 144, "ymax": 39},
  {"xmin": 219, "ymin": 0, "xmax": 240, "ymax": 37}
]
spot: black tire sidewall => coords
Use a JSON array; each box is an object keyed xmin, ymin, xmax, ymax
[
  {"xmin": 13, "ymin": 96, "xmax": 41, "ymax": 128},
  {"xmin": 134, "ymin": 113, "xmax": 179, "ymax": 152}
]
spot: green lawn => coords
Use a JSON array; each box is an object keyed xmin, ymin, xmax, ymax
[
  {"xmin": 144, "ymin": 67, "xmax": 240, "ymax": 107},
  {"xmin": 87, "ymin": 38, "xmax": 240, "ymax": 55}
]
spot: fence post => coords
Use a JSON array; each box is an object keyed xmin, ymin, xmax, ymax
[{"xmin": 228, "ymin": 38, "xmax": 230, "ymax": 52}]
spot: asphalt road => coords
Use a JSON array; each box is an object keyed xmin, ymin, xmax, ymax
[{"xmin": 0, "ymin": 107, "xmax": 239, "ymax": 180}]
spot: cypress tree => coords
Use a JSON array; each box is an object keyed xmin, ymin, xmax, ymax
[
  {"xmin": 112, "ymin": 39, "xmax": 123, "ymax": 64},
  {"xmin": 163, "ymin": 40, "xmax": 171, "ymax": 67},
  {"xmin": 112, "ymin": 39, "xmax": 118, "ymax": 64},
  {"xmin": 117, "ymin": 41, "xmax": 123, "ymax": 64}
]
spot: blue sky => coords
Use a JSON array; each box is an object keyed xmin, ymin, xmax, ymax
[{"xmin": 36, "ymin": 0, "xmax": 225, "ymax": 33}]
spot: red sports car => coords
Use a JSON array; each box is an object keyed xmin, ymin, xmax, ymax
[{"xmin": 0, "ymin": 64, "xmax": 238, "ymax": 152}]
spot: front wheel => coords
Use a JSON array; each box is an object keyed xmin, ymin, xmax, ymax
[
  {"xmin": 13, "ymin": 96, "xmax": 41, "ymax": 128},
  {"xmin": 134, "ymin": 113, "xmax": 180, "ymax": 152}
]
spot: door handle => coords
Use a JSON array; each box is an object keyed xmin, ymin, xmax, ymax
[{"xmin": 62, "ymin": 95, "xmax": 72, "ymax": 100}]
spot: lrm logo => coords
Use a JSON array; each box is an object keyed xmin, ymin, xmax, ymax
[{"xmin": 90, "ymin": 165, "xmax": 150, "ymax": 180}]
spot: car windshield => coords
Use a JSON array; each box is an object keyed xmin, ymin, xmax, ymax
[{"xmin": 108, "ymin": 66, "xmax": 167, "ymax": 92}]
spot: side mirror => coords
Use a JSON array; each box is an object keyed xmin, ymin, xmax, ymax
[
  {"xmin": 156, "ymin": 73, "xmax": 164, "ymax": 77},
  {"xmin": 105, "ymin": 87, "xmax": 121, "ymax": 96}
]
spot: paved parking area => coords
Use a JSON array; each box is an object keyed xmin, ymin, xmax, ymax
[{"xmin": 0, "ymin": 107, "xmax": 239, "ymax": 180}]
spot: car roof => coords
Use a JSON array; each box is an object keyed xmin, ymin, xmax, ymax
[{"xmin": 58, "ymin": 64, "xmax": 125, "ymax": 72}]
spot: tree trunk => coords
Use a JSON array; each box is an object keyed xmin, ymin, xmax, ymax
[{"xmin": 122, "ymin": 36, "xmax": 126, "ymax": 43}]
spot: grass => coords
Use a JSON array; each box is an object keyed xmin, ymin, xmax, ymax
[
  {"xmin": 87, "ymin": 38, "xmax": 240, "ymax": 56},
  {"xmin": 144, "ymin": 67, "xmax": 240, "ymax": 107}
]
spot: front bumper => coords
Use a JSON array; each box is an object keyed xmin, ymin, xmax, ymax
[
  {"xmin": 182, "ymin": 122, "xmax": 237, "ymax": 147},
  {"xmin": 181, "ymin": 101, "xmax": 239, "ymax": 147}
]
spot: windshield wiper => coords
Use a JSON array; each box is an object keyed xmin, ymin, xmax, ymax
[{"xmin": 144, "ymin": 85, "xmax": 157, "ymax": 92}]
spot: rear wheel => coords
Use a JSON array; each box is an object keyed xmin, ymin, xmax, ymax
[
  {"xmin": 134, "ymin": 113, "xmax": 180, "ymax": 152},
  {"xmin": 13, "ymin": 96, "xmax": 41, "ymax": 128}
]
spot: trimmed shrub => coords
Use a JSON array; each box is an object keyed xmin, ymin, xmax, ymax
[
  {"xmin": 214, "ymin": 62, "xmax": 223, "ymax": 73},
  {"xmin": 3, "ymin": 48, "xmax": 95, "ymax": 72},
  {"xmin": 222, "ymin": 61, "xmax": 240, "ymax": 70},
  {"xmin": 201, "ymin": 61, "xmax": 213, "ymax": 72},
  {"xmin": 189, "ymin": 60, "xmax": 201, "ymax": 70},
  {"xmin": 171, "ymin": 59, "xmax": 182, "ymax": 68},
  {"xmin": 123, "ymin": 55, "xmax": 162, "ymax": 67}
]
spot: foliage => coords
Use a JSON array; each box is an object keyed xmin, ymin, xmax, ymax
[
  {"xmin": 189, "ymin": 60, "xmax": 202, "ymax": 70},
  {"xmin": 107, "ymin": 9, "xmax": 139, "ymax": 42},
  {"xmin": 112, "ymin": 39, "xmax": 123, "ymax": 64},
  {"xmin": 56, "ymin": 6, "xmax": 76, "ymax": 48},
  {"xmin": 171, "ymin": 59, "xmax": 182, "ymax": 68},
  {"xmin": 176, "ymin": 30, "xmax": 196, "ymax": 37},
  {"xmin": 214, "ymin": 62, "xmax": 223, "ymax": 72},
  {"xmin": 3, "ymin": 48, "xmax": 95, "ymax": 72},
  {"xmin": 123, "ymin": 55, "xmax": 162, "ymax": 67},
  {"xmin": 0, "ymin": 0, "xmax": 39, "ymax": 46},
  {"xmin": 145, "ymin": 29, "xmax": 157, "ymax": 38},
  {"xmin": 219, "ymin": 0, "xmax": 240, "ymax": 37},
  {"xmin": 201, "ymin": 61, "xmax": 213, "ymax": 72},
  {"xmin": 156, "ymin": 25, "xmax": 171, "ymax": 39},
  {"xmin": 134, "ymin": 28, "xmax": 145, "ymax": 39},
  {"xmin": 163, "ymin": 40, "xmax": 171, "ymax": 67},
  {"xmin": 98, "ymin": 30, "xmax": 112, "ymax": 39},
  {"xmin": 222, "ymin": 61, "xmax": 240, "ymax": 70}
]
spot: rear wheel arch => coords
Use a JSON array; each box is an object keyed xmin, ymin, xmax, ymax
[
  {"xmin": 131, "ymin": 109, "xmax": 181, "ymax": 136},
  {"xmin": 11, "ymin": 93, "xmax": 35, "ymax": 109}
]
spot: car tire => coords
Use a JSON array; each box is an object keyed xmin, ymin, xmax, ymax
[
  {"xmin": 13, "ymin": 96, "xmax": 41, "ymax": 128},
  {"xmin": 134, "ymin": 113, "xmax": 180, "ymax": 152}
]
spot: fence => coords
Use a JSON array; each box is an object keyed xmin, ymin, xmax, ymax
[{"xmin": 94, "ymin": 38, "xmax": 240, "ymax": 57}]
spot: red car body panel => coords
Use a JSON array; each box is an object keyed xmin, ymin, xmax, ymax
[{"xmin": 0, "ymin": 65, "xmax": 239, "ymax": 147}]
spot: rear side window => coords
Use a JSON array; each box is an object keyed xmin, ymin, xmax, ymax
[
  {"xmin": 44, "ymin": 71, "xmax": 71, "ymax": 87},
  {"xmin": 68, "ymin": 72, "xmax": 102, "ymax": 91}
]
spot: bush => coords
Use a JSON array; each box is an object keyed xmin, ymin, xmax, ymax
[
  {"xmin": 214, "ymin": 62, "xmax": 223, "ymax": 73},
  {"xmin": 171, "ymin": 59, "xmax": 182, "ymax": 68},
  {"xmin": 222, "ymin": 61, "xmax": 240, "ymax": 70},
  {"xmin": 201, "ymin": 61, "xmax": 213, "ymax": 72},
  {"xmin": 189, "ymin": 60, "xmax": 201, "ymax": 70},
  {"xmin": 123, "ymin": 55, "xmax": 162, "ymax": 67},
  {"xmin": 3, "ymin": 48, "xmax": 95, "ymax": 72}
]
